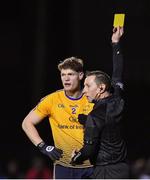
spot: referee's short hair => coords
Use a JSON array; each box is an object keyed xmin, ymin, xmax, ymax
[{"xmin": 86, "ymin": 70, "xmax": 111, "ymax": 91}]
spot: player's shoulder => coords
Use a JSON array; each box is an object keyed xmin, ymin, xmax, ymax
[
  {"xmin": 52, "ymin": 89, "xmax": 64, "ymax": 96},
  {"xmin": 38, "ymin": 89, "xmax": 64, "ymax": 104},
  {"xmin": 42, "ymin": 89, "xmax": 64, "ymax": 99},
  {"xmin": 55, "ymin": 89, "xmax": 64, "ymax": 93}
]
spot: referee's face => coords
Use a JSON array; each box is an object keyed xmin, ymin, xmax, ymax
[
  {"xmin": 83, "ymin": 75, "xmax": 99, "ymax": 102},
  {"xmin": 61, "ymin": 69, "xmax": 83, "ymax": 94}
]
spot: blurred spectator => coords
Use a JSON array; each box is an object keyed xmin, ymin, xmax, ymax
[
  {"xmin": 5, "ymin": 158, "xmax": 21, "ymax": 178},
  {"xmin": 25, "ymin": 156, "xmax": 53, "ymax": 179},
  {"xmin": 130, "ymin": 158, "xmax": 146, "ymax": 178},
  {"xmin": 139, "ymin": 158, "xmax": 150, "ymax": 179}
]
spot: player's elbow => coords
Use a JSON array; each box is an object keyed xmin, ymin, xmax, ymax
[
  {"xmin": 22, "ymin": 117, "xmax": 32, "ymax": 133},
  {"xmin": 22, "ymin": 118, "xmax": 27, "ymax": 132}
]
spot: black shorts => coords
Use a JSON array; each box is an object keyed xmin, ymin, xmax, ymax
[
  {"xmin": 54, "ymin": 164, "xmax": 94, "ymax": 179},
  {"xmin": 90, "ymin": 162, "xmax": 130, "ymax": 179}
]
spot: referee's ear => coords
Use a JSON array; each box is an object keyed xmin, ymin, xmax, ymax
[
  {"xmin": 98, "ymin": 84, "xmax": 106, "ymax": 94},
  {"xmin": 79, "ymin": 72, "xmax": 84, "ymax": 80}
]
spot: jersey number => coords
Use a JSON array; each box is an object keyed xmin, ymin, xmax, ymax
[{"xmin": 72, "ymin": 107, "xmax": 76, "ymax": 114}]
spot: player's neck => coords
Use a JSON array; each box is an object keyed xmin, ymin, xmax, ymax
[{"xmin": 65, "ymin": 90, "xmax": 82, "ymax": 99}]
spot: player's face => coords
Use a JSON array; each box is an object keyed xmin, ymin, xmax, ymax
[
  {"xmin": 61, "ymin": 69, "xmax": 83, "ymax": 93},
  {"xmin": 83, "ymin": 75, "xmax": 99, "ymax": 102}
]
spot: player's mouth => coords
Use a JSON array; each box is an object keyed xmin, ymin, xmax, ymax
[{"xmin": 64, "ymin": 83, "xmax": 71, "ymax": 87}]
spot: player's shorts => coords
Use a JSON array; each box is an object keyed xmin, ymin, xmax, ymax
[{"xmin": 53, "ymin": 164, "xmax": 93, "ymax": 179}]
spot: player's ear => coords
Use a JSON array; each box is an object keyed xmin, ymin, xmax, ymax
[{"xmin": 79, "ymin": 72, "xmax": 84, "ymax": 80}]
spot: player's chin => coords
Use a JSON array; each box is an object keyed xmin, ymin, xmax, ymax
[{"xmin": 64, "ymin": 86, "xmax": 72, "ymax": 91}]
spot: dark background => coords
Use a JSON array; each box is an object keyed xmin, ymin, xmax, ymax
[{"xmin": 1, "ymin": 0, "xmax": 150, "ymax": 173}]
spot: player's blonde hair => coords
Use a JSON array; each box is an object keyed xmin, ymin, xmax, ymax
[{"xmin": 58, "ymin": 57, "xmax": 84, "ymax": 72}]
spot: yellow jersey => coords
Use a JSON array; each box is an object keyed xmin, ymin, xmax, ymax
[{"xmin": 34, "ymin": 89, "xmax": 94, "ymax": 168}]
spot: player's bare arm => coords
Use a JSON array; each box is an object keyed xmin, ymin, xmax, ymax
[
  {"xmin": 22, "ymin": 109, "xmax": 63, "ymax": 161},
  {"xmin": 22, "ymin": 109, "xmax": 44, "ymax": 146}
]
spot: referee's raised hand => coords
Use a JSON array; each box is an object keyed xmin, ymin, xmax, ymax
[{"xmin": 112, "ymin": 26, "xmax": 124, "ymax": 43}]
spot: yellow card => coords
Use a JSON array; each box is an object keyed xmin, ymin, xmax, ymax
[{"xmin": 113, "ymin": 14, "xmax": 125, "ymax": 27}]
